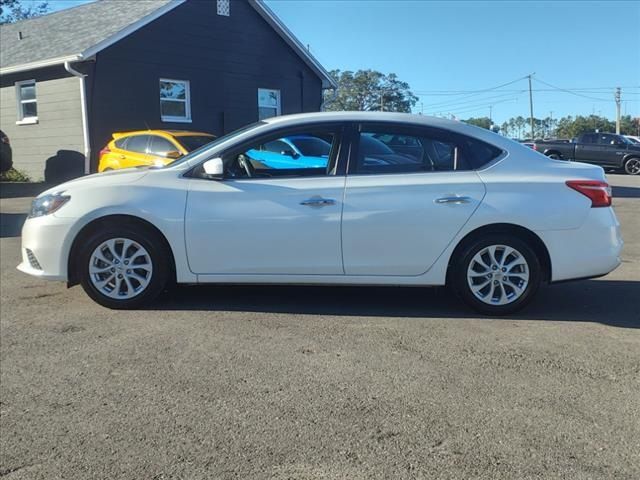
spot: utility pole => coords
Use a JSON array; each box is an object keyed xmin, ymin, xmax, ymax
[
  {"xmin": 549, "ymin": 111, "xmax": 554, "ymax": 138},
  {"xmin": 489, "ymin": 105, "xmax": 493, "ymax": 123},
  {"xmin": 528, "ymin": 74, "xmax": 535, "ymax": 139},
  {"xmin": 615, "ymin": 87, "xmax": 621, "ymax": 134}
]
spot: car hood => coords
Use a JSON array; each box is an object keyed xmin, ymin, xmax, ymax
[{"xmin": 38, "ymin": 168, "xmax": 149, "ymax": 197}]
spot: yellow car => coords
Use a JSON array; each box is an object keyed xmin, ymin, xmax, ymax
[{"xmin": 98, "ymin": 130, "xmax": 215, "ymax": 172}]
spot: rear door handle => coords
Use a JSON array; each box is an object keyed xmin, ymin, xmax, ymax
[
  {"xmin": 300, "ymin": 197, "xmax": 336, "ymax": 208},
  {"xmin": 435, "ymin": 196, "xmax": 471, "ymax": 205}
]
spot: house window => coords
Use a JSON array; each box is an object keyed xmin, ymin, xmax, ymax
[
  {"xmin": 217, "ymin": 0, "xmax": 230, "ymax": 16},
  {"xmin": 159, "ymin": 79, "xmax": 191, "ymax": 123},
  {"xmin": 16, "ymin": 80, "xmax": 38, "ymax": 124},
  {"xmin": 258, "ymin": 88, "xmax": 281, "ymax": 120}
]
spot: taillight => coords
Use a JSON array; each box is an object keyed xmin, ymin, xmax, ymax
[
  {"xmin": 566, "ymin": 180, "xmax": 612, "ymax": 208},
  {"xmin": 99, "ymin": 146, "xmax": 111, "ymax": 156},
  {"xmin": 532, "ymin": 144, "xmax": 537, "ymax": 151}
]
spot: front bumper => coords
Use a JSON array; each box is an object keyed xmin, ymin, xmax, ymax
[
  {"xmin": 16, "ymin": 214, "xmax": 77, "ymax": 282},
  {"xmin": 537, "ymin": 207, "xmax": 623, "ymax": 282}
]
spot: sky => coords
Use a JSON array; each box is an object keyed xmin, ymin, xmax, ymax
[{"xmin": 36, "ymin": 0, "xmax": 640, "ymax": 124}]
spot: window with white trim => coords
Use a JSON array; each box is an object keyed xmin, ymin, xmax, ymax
[
  {"xmin": 159, "ymin": 79, "xmax": 191, "ymax": 123},
  {"xmin": 217, "ymin": 0, "xmax": 230, "ymax": 16},
  {"xmin": 16, "ymin": 80, "xmax": 37, "ymax": 123},
  {"xmin": 258, "ymin": 88, "xmax": 281, "ymax": 120}
]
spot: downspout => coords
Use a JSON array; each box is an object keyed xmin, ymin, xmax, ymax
[{"xmin": 64, "ymin": 61, "xmax": 91, "ymax": 174}]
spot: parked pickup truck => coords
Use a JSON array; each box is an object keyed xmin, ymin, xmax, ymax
[{"xmin": 533, "ymin": 132, "xmax": 640, "ymax": 175}]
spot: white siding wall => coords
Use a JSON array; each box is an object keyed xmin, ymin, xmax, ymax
[{"xmin": 0, "ymin": 75, "xmax": 84, "ymax": 181}]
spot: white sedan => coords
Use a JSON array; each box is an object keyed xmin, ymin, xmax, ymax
[{"xmin": 18, "ymin": 112, "xmax": 623, "ymax": 315}]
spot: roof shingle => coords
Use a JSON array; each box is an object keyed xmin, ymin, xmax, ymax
[{"xmin": 0, "ymin": 0, "xmax": 174, "ymax": 69}]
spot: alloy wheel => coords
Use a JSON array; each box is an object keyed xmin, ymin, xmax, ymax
[
  {"xmin": 466, "ymin": 244, "xmax": 530, "ymax": 306},
  {"xmin": 625, "ymin": 158, "xmax": 640, "ymax": 175},
  {"xmin": 88, "ymin": 238, "xmax": 153, "ymax": 299}
]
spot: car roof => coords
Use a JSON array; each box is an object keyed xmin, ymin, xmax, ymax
[
  {"xmin": 262, "ymin": 111, "xmax": 515, "ymax": 150},
  {"xmin": 113, "ymin": 130, "xmax": 214, "ymax": 139}
]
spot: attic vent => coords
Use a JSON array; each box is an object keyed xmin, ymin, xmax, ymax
[{"xmin": 217, "ymin": 0, "xmax": 230, "ymax": 16}]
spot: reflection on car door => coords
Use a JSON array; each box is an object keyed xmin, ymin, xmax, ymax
[{"xmin": 341, "ymin": 125, "xmax": 486, "ymax": 276}]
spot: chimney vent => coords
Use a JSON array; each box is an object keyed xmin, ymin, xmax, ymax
[{"xmin": 18, "ymin": 31, "xmax": 23, "ymax": 40}]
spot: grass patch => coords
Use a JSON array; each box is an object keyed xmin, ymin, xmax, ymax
[{"xmin": 0, "ymin": 168, "xmax": 32, "ymax": 182}]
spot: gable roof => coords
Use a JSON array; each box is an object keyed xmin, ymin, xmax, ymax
[{"xmin": 0, "ymin": 0, "xmax": 337, "ymax": 88}]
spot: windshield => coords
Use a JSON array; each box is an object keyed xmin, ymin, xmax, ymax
[
  {"xmin": 178, "ymin": 135, "xmax": 216, "ymax": 152},
  {"xmin": 164, "ymin": 122, "xmax": 266, "ymax": 167}
]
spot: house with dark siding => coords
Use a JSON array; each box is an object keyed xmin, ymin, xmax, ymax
[{"xmin": 0, "ymin": 0, "xmax": 335, "ymax": 182}]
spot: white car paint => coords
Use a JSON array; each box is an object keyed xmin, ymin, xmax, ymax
[{"xmin": 18, "ymin": 112, "xmax": 623, "ymax": 309}]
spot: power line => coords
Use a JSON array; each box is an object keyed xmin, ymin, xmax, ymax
[
  {"xmin": 532, "ymin": 77, "xmax": 611, "ymax": 101},
  {"xmin": 420, "ymin": 91, "xmax": 524, "ymax": 110},
  {"xmin": 421, "ymin": 75, "xmax": 530, "ymax": 109}
]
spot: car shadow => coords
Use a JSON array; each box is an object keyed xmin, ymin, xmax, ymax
[
  {"xmin": 612, "ymin": 185, "xmax": 640, "ymax": 199},
  {"xmin": 0, "ymin": 212, "xmax": 27, "ymax": 238},
  {"xmin": 153, "ymin": 279, "xmax": 640, "ymax": 329}
]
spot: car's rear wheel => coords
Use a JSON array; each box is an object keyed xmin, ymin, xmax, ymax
[
  {"xmin": 450, "ymin": 234, "xmax": 542, "ymax": 315},
  {"xmin": 547, "ymin": 153, "xmax": 561, "ymax": 160},
  {"xmin": 623, "ymin": 157, "xmax": 640, "ymax": 175},
  {"xmin": 78, "ymin": 224, "xmax": 169, "ymax": 309}
]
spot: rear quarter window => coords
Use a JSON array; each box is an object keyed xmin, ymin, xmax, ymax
[
  {"xmin": 461, "ymin": 136, "xmax": 503, "ymax": 169},
  {"xmin": 114, "ymin": 137, "xmax": 128, "ymax": 149}
]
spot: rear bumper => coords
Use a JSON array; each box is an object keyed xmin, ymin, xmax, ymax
[{"xmin": 537, "ymin": 207, "xmax": 623, "ymax": 282}]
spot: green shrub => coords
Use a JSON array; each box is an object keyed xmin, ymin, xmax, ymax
[{"xmin": 0, "ymin": 168, "xmax": 32, "ymax": 182}]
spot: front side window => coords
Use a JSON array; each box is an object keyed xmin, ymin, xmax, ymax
[
  {"xmin": 16, "ymin": 80, "xmax": 37, "ymax": 122},
  {"xmin": 178, "ymin": 135, "xmax": 215, "ymax": 152},
  {"xmin": 354, "ymin": 126, "xmax": 502, "ymax": 175},
  {"xmin": 258, "ymin": 88, "xmax": 281, "ymax": 120},
  {"xmin": 160, "ymin": 79, "xmax": 191, "ymax": 122},
  {"xmin": 223, "ymin": 127, "xmax": 341, "ymax": 179}
]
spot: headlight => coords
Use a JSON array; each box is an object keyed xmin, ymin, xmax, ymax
[{"xmin": 29, "ymin": 193, "xmax": 71, "ymax": 218}]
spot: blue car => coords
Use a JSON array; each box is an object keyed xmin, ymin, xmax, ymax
[{"xmin": 246, "ymin": 135, "xmax": 331, "ymax": 169}]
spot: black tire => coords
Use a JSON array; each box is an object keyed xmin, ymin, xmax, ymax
[
  {"xmin": 547, "ymin": 153, "xmax": 561, "ymax": 160},
  {"xmin": 77, "ymin": 222, "xmax": 170, "ymax": 309},
  {"xmin": 623, "ymin": 157, "xmax": 640, "ymax": 175},
  {"xmin": 449, "ymin": 234, "xmax": 542, "ymax": 316}
]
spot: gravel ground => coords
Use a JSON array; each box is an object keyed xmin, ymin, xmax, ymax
[{"xmin": 1, "ymin": 174, "xmax": 639, "ymax": 479}]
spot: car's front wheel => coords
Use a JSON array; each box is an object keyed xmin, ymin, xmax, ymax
[
  {"xmin": 78, "ymin": 223, "xmax": 170, "ymax": 309},
  {"xmin": 450, "ymin": 235, "xmax": 542, "ymax": 315}
]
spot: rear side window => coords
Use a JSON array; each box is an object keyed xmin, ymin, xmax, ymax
[
  {"xmin": 114, "ymin": 137, "xmax": 128, "ymax": 149},
  {"xmin": 581, "ymin": 134, "xmax": 597, "ymax": 144},
  {"xmin": 126, "ymin": 135, "xmax": 151, "ymax": 153},
  {"xmin": 354, "ymin": 126, "xmax": 502, "ymax": 175}
]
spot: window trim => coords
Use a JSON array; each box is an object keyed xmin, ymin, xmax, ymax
[
  {"xmin": 257, "ymin": 88, "xmax": 281, "ymax": 120},
  {"xmin": 15, "ymin": 79, "xmax": 38, "ymax": 125},
  {"xmin": 188, "ymin": 122, "xmax": 349, "ymax": 181},
  {"xmin": 159, "ymin": 78, "xmax": 192, "ymax": 123}
]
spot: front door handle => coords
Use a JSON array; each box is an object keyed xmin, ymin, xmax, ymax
[
  {"xmin": 300, "ymin": 197, "xmax": 336, "ymax": 208},
  {"xmin": 435, "ymin": 196, "xmax": 471, "ymax": 205}
]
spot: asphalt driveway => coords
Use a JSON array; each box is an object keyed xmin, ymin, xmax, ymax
[{"xmin": 1, "ymin": 175, "xmax": 639, "ymax": 479}]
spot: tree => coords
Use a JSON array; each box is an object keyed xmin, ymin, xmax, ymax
[
  {"xmin": 0, "ymin": 0, "xmax": 49, "ymax": 24},
  {"xmin": 464, "ymin": 117, "xmax": 492, "ymax": 129},
  {"xmin": 324, "ymin": 69, "xmax": 418, "ymax": 113}
]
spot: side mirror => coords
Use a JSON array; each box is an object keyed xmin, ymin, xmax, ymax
[
  {"xmin": 281, "ymin": 149, "xmax": 299, "ymax": 158},
  {"xmin": 202, "ymin": 157, "xmax": 224, "ymax": 178},
  {"xmin": 165, "ymin": 150, "xmax": 182, "ymax": 159}
]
